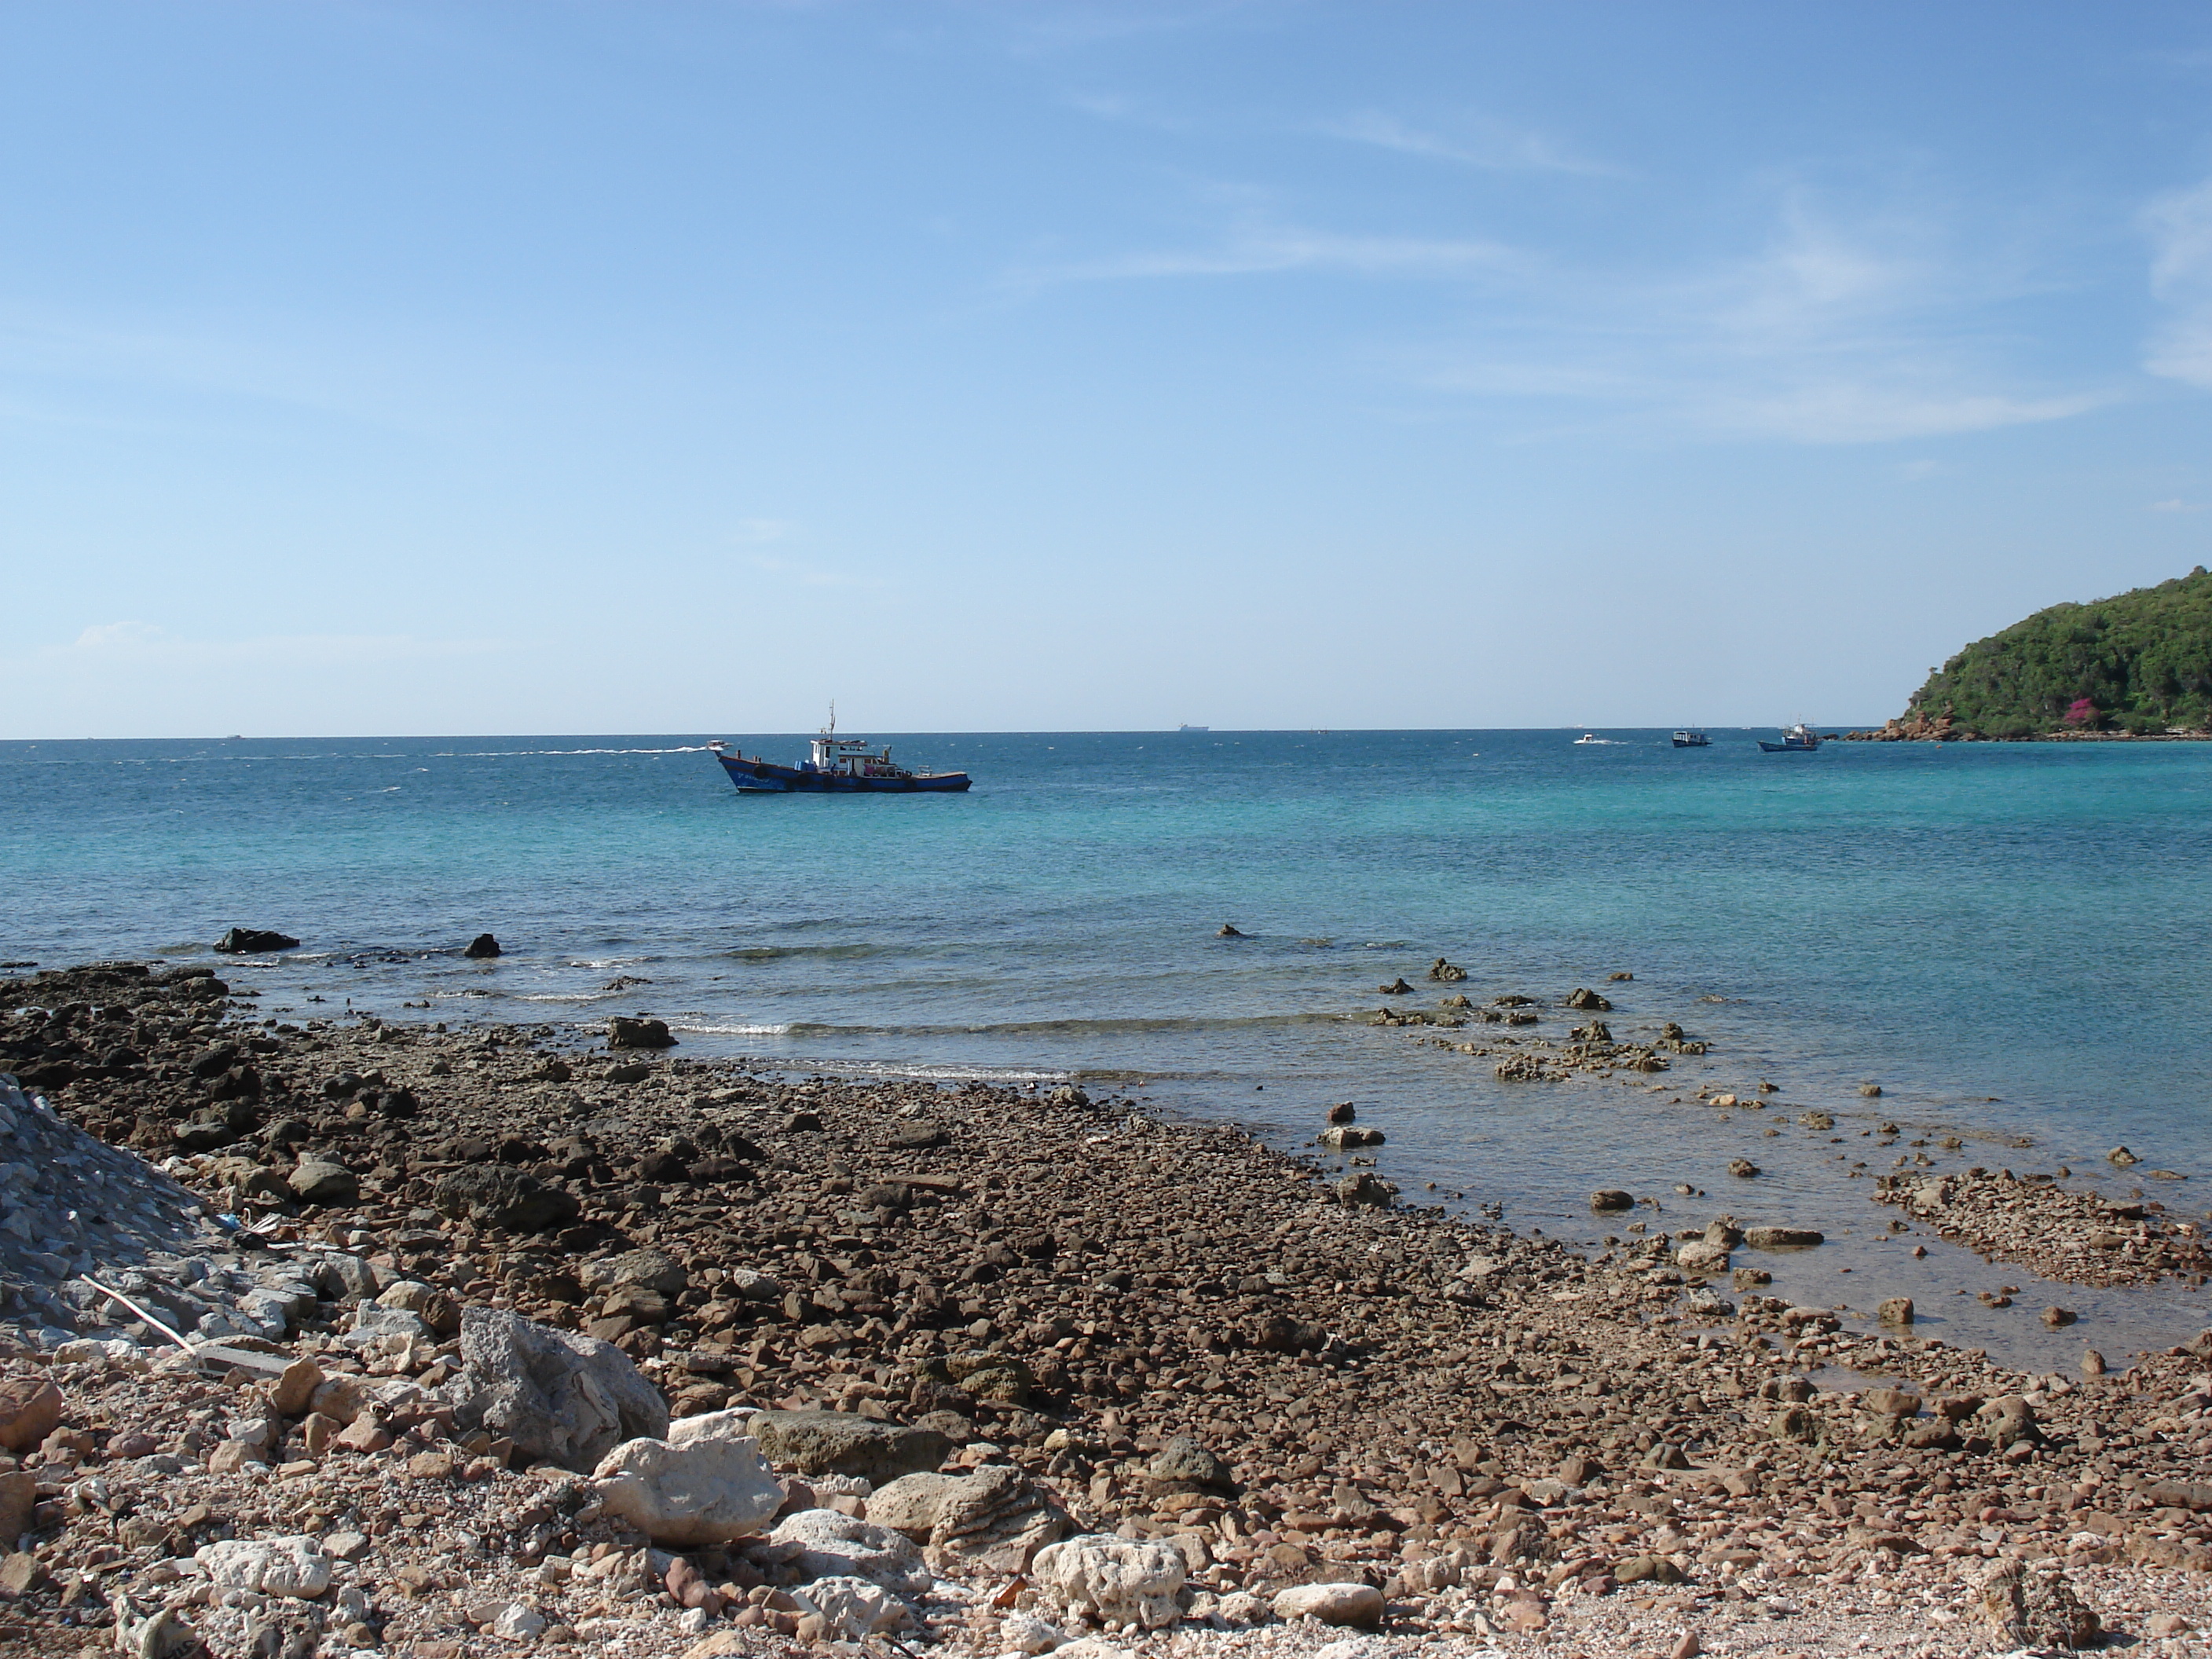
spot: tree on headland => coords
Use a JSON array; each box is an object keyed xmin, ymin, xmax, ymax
[{"xmin": 1903, "ymin": 567, "xmax": 2212, "ymax": 736}]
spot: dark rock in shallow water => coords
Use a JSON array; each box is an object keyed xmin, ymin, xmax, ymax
[
  {"xmin": 1217, "ymin": 924, "xmax": 1245, "ymax": 937},
  {"xmin": 1326, "ymin": 1101, "xmax": 1357, "ymax": 1124},
  {"xmin": 1565, "ymin": 987, "xmax": 1612, "ymax": 1011},
  {"xmin": 463, "ymin": 933, "xmax": 502, "ymax": 959},
  {"xmin": 1590, "ymin": 1189, "xmax": 1635, "ymax": 1211},
  {"xmin": 608, "ymin": 1016, "xmax": 675, "ymax": 1049},
  {"xmin": 212, "ymin": 928, "xmax": 298, "ymax": 954}
]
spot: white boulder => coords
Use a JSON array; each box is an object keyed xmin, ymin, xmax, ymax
[
  {"xmin": 1029, "ymin": 1534, "xmax": 1186, "ymax": 1630},
  {"xmin": 770, "ymin": 1507, "xmax": 932, "ymax": 1595},
  {"xmin": 195, "ymin": 1536, "xmax": 333, "ymax": 1599},
  {"xmin": 591, "ymin": 1415, "xmax": 783, "ymax": 1547},
  {"xmin": 795, "ymin": 1574, "xmax": 912, "ymax": 1638}
]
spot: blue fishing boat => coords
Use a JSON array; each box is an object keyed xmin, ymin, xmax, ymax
[
  {"xmin": 1758, "ymin": 723, "xmax": 1822, "ymax": 753},
  {"xmin": 709, "ymin": 720, "xmax": 970, "ymax": 793}
]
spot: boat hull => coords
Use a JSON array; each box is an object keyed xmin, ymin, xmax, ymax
[
  {"xmin": 1757, "ymin": 741, "xmax": 1818, "ymax": 753},
  {"xmin": 715, "ymin": 752, "xmax": 970, "ymax": 793}
]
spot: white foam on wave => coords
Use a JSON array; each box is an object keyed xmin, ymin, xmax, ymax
[{"xmin": 670, "ymin": 1021, "xmax": 793, "ymax": 1035}]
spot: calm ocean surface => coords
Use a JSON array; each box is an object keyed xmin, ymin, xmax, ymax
[{"xmin": 5, "ymin": 729, "xmax": 2209, "ymax": 1365}]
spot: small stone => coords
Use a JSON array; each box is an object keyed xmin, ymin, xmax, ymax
[
  {"xmin": 610, "ymin": 1016, "xmax": 676, "ymax": 1049},
  {"xmin": 2080, "ymin": 1349, "xmax": 2107, "ymax": 1377},
  {"xmin": 1001, "ymin": 1612, "xmax": 1065, "ymax": 1654},
  {"xmin": 270, "ymin": 1357, "xmax": 324, "ymax": 1417},
  {"xmin": 1589, "ymin": 1190, "xmax": 1634, "ymax": 1212},
  {"xmin": 491, "ymin": 1602, "xmax": 546, "ymax": 1641},
  {"xmin": 1877, "ymin": 1297, "xmax": 1914, "ymax": 1326},
  {"xmin": 1272, "ymin": 1581, "xmax": 1384, "ymax": 1628},
  {"xmin": 1743, "ymin": 1226, "xmax": 1823, "ymax": 1248},
  {"xmin": 287, "ymin": 1159, "xmax": 359, "ymax": 1205},
  {"xmin": 2108, "ymin": 1146, "xmax": 2139, "ymax": 1166},
  {"xmin": 2042, "ymin": 1306, "xmax": 2077, "ymax": 1328}
]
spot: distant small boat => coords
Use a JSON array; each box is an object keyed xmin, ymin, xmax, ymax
[
  {"xmin": 1177, "ymin": 723, "xmax": 1209, "ymax": 732},
  {"xmin": 1573, "ymin": 731, "xmax": 1618, "ymax": 745},
  {"xmin": 1759, "ymin": 723, "xmax": 1822, "ymax": 753},
  {"xmin": 1672, "ymin": 729, "xmax": 1710, "ymax": 748}
]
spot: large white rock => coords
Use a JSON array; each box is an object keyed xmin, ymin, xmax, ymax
[
  {"xmin": 1029, "ymin": 1535, "xmax": 1186, "ymax": 1630},
  {"xmin": 590, "ymin": 1418, "xmax": 782, "ymax": 1547},
  {"xmin": 999, "ymin": 1611, "xmax": 1065, "ymax": 1654},
  {"xmin": 1271, "ymin": 1581, "xmax": 1383, "ymax": 1628},
  {"xmin": 794, "ymin": 1574, "xmax": 912, "ymax": 1638},
  {"xmin": 195, "ymin": 1536, "xmax": 333, "ymax": 1599},
  {"xmin": 770, "ymin": 1508, "xmax": 932, "ymax": 1595}
]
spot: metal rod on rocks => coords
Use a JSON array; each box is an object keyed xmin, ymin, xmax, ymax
[{"xmin": 82, "ymin": 1277, "xmax": 200, "ymax": 1357}]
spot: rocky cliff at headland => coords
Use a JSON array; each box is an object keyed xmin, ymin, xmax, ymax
[{"xmin": 1850, "ymin": 566, "xmax": 2212, "ymax": 742}]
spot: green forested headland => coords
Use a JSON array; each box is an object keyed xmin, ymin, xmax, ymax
[{"xmin": 1903, "ymin": 567, "xmax": 2212, "ymax": 737}]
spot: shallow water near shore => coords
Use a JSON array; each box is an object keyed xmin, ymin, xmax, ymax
[{"xmin": 5, "ymin": 727, "xmax": 2210, "ymax": 1368}]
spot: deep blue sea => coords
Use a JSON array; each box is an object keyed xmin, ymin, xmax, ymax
[{"xmin": 5, "ymin": 728, "xmax": 2209, "ymax": 1367}]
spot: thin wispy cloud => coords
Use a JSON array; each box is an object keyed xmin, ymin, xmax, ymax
[
  {"xmin": 1010, "ymin": 216, "xmax": 1528, "ymax": 288},
  {"xmin": 2144, "ymin": 175, "xmax": 2212, "ymax": 389},
  {"xmin": 1322, "ymin": 112, "xmax": 1618, "ymax": 178},
  {"xmin": 2148, "ymin": 498, "xmax": 2207, "ymax": 512}
]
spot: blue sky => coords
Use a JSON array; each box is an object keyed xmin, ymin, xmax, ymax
[{"xmin": 6, "ymin": 1, "xmax": 2212, "ymax": 737}]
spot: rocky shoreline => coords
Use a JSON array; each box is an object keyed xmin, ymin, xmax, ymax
[{"xmin": 2, "ymin": 960, "xmax": 2212, "ymax": 1657}]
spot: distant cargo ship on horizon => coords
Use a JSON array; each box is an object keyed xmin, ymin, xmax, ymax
[{"xmin": 1177, "ymin": 723, "xmax": 1209, "ymax": 731}]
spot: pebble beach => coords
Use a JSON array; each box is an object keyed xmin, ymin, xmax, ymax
[{"xmin": 1, "ymin": 961, "xmax": 2210, "ymax": 1657}]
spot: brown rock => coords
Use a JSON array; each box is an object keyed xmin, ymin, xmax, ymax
[
  {"xmin": 0, "ymin": 1379, "xmax": 61, "ymax": 1453},
  {"xmin": 300, "ymin": 1412, "xmax": 342, "ymax": 1456},
  {"xmin": 0, "ymin": 1473, "xmax": 33, "ymax": 1547},
  {"xmin": 309, "ymin": 1375, "xmax": 371, "ymax": 1426},
  {"xmin": 271, "ymin": 1357, "xmax": 324, "ymax": 1418},
  {"xmin": 335, "ymin": 1415, "xmax": 394, "ymax": 1454},
  {"xmin": 207, "ymin": 1439, "xmax": 269, "ymax": 1474},
  {"xmin": 0, "ymin": 1553, "xmax": 46, "ymax": 1598}
]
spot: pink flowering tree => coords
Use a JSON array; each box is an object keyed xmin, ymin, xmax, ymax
[{"xmin": 2062, "ymin": 698, "xmax": 2100, "ymax": 727}]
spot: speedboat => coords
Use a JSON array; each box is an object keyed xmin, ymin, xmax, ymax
[
  {"xmin": 1758, "ymin": 723, "xmax": 1822, "ymax": 753},
  {"xmin": 1573, "ymin": 731, "xmax": 1606, "ymax": 745}
]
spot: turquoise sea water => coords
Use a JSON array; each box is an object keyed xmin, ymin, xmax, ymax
[{"xmin": 5, "ymin": 729, "xmax": 2209, "ymax": 1364}]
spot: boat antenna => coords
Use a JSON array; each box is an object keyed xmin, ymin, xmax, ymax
[{"xmin": 824, "ymin": 700, "xmax": 836, "ymax": 737}]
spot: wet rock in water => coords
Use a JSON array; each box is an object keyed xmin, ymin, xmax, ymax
[
  {"xmin": 454, "ymin": 1307, "xmax": 668, "ymax": 1472},
  {"xmin": 1047, "ymin": 1084, "xmax": 1089, "ymax": 1108},
  {"xmin": 591, "ymin": 1411, "xmax": 783, "ymax": 1546},
  {"xmin": 609, "ymin": 1016, "xmax": 676, "ymax": 1049},
  {"xmin": 1335, "ymin": 1173, "xmax": 1396, "ymax": 1206},
  {"xmin": 1030, "ymin": 1534, "xmax": 1187, "ymax": 1630},
  {"xmin": 2081, "ymin": 1348, "xmax": 2107, "ymax": 1377},
  {"xmin": 1565, "ymin": 987, "xmax": 1612, "ymax": 1011},
  {"xmin": 1609, "ymin": 970, "xmax": 1634, "ymax": 980},
  {"xmin": 1273, "ymin": 1580, "xmax": 1384, "ymax": 1628},
  {"xmin": 1727, "ymin": 1159, "xmax": 1760, "ymax": 1178},
  {"xmin": 432, "ymin": 1166, "xmax": 580, "ymax": 1233},
  {"xmin": 749, "ymin": 1411, "xmax": 952, "ymax": 1484},
  {"xmin": 1877, "ymin": 1296, "xmax": 1914, "ymax": 1326},
  {"xmin": 1590, "ymin": 1189, "xmax": 1634, "ymax": 1211},
  {"xmin": 1859, "ymin": 1082, "xmax": 1883, "ymax": 1097},
  {"xmin": 1979, "ymin": 1558, "xmax": 2099, "ymax": 1650},
  {"xmin": 212, "ymin": 928, "xmax": 299, "ymax": 954},
  {"xmin": 1217, "ymin": 924, "xmax": 1245, "ymax": 937},
  {"xmin": 1427, "ymin": 958, "xmax": 1468, "ymax": 982},
  {"xmin": 2108, "ymin": 1146, "xmax": 2139, "ymax": 1166},
  {"xmin": 1318, "ymin": 1125, "xmax": 1383, "ymax": 1151},
  {"xmin": 771, "ymin": 1508, "xmax": 932, "ymax": 1595},
  {"xmin": 1676, "ymin": 1240, "xmax": 1730, "ymax": 1273},
  {"xmin": 1378, "ymin": 978, "xmax": 1413, "ymax": 996},
  {"xmin": 1744, "ymin": 1226, "xmax": 1823, "ymax": 1249},
  {"xmin": 463, "ymin": 932, "xmax": 502, "ymax": 959},
  {"xmin": 1325, "ymin": 1101, "xmax": 1356, "ymax": 1124},
  {"xmin": 2042, "ymin": 1306, "xmax": 2078, "ymax": 1328},
  {"xmin": 287, "ymin": 1158, "xmax": 358, "ymax": 1206}
]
